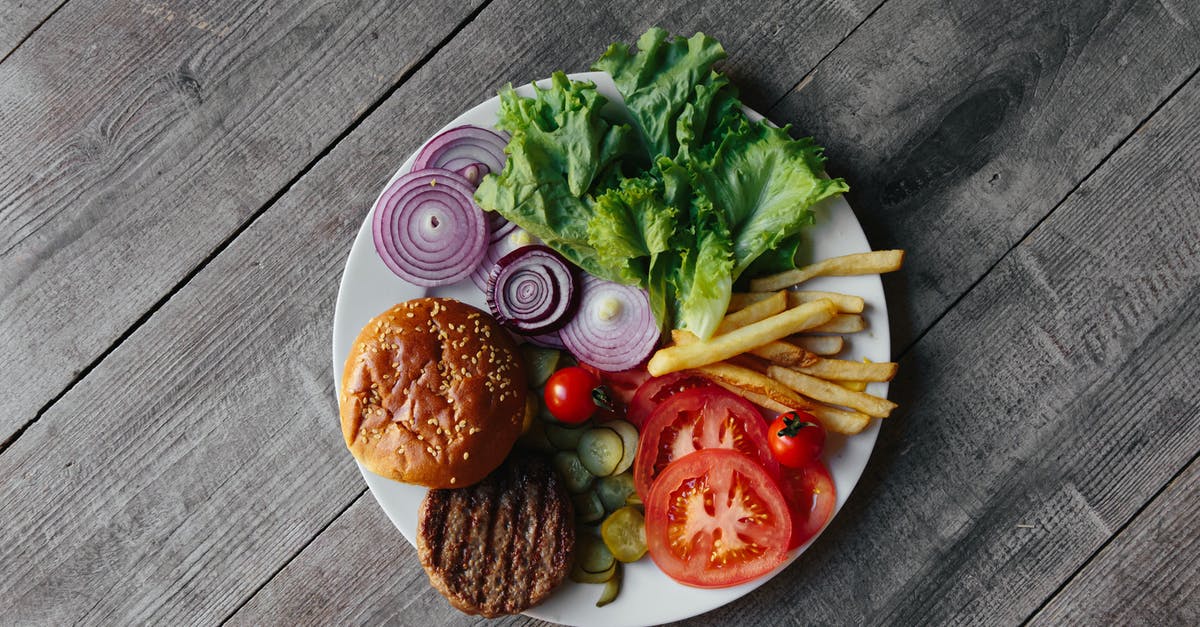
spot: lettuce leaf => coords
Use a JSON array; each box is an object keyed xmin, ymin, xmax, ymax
[
  {"xmin": 692, "ymin": 120, "xmax": 849, "ymax": 277},
  {"xmin": 477, "ymin": 30, "xmax": 848, "ymax": 341},
  {"xmin": 592, "ymin": 28, "xmax": 728, "ymax": 159},
  {"xmin": 476, "ymin": 73, "xmax": 633, "ymax": 281},
  {"xmin": 588, "ymin": 173, "xmax": 678, "ymax": 286}
]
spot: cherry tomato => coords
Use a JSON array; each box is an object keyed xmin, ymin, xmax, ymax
[
  {"xmin": 633, "ymin": 386, "xmax": 778, "ymax": 499},
  {"xmin": 627, "ymin": 371, "xmax": 716, "ymax": 428},
  {"xmin": 543, "ymin": 366, "xmax": 603, "ymax": 424},
  {"xmin": 778, "ymin": 461, "xmax": 836, "ymax": 550},
  {"xmin": 767, "ymin": 411, "xmax": 825, "ymax": 468},
  {"xmin": 645, "ymin": 449, "xmax": 792, "ymax": 588}
]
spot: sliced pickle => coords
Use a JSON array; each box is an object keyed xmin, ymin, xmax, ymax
[
  {"xmin": 577, "ymin": 427, "xmax": 623, "ymax": 477},
  {"xmin": 596, "ymin": 563, "xmax": 622, "ymax": 607},
  {"xmin": 521, "ymin": 346, "xmax": 562, "ymax": 388},
  {"xmin": 575, "ymin": 534, "xmax": 616, "ymax": 573},
  {"xmin": 546, "ymin": 422, "xmax": 587, "ymax": 450},
  {"xmin": 600, "ymin": 506, "xmax": 647, "ymax": 563},
  {"xmin": 603, "ymin": 419, "xmax": 639, "ymax": 475},
  {"xmin": 573, "ymin": 490, "xmax": 605, "ymax": 524},
  {"xmin": 596, "ymin": 472, "xmax": 637, "ymax": 513},
  {"xmin": 552, "ymin": 451, "xmax": 595, "ymax": 494}
]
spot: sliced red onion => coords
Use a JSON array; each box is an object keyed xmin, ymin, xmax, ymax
[
  {"xmin": 469, "ymin": 221, "xmax": 537, "ymax": 292},
  {"xmin": 526, "ymin": 330, "xmax": 567, "ymax": 350},
  {"xmin": 459, "ymin": 163, "xmax": 485, "ymax": 186},
  {"xmin": 486, "ymin": 246, "xmax": 578, "ymax": 335},
  {"xmin": 412, "ymin": 125, "xmax": 509, "ymax": 187},
  {"xmin": 560, "ymin": 276, "xmax": 660, "ymax": 371},
  {"xmin": 490, "ymin": 219, "xmax": 519, "ymax": 243},
  {"xmin": 371, "ymin": 168, "xmax": 487, "ymax": 286}
]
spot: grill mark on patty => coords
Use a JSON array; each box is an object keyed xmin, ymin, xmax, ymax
[
  {"xmin": 515, "ymin": 470, "xmax": 545, "ymax": 609},
  {"xmin": 483, "ymin": 467, "xmax": 519, "ymax": 610},
  {"xmin": 418, "ymin": 455, "xmax": 574, "ymax": 617}
]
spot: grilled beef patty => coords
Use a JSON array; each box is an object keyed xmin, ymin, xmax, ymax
[{"xmin": 416, "ymin": 454, "xmax": 574, "ymax": 617}]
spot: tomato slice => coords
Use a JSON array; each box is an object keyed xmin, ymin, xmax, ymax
[
  {"xmin": 778, "ymin": 461, "xmax": 836, "ymax": 550},
  {"xmin": 627, "ymin": 371, "xmax": 716, "ymax": 428},
  {"xmin": 633, "ymin": 386, "xmax": 778, "ymax": 499},
  {"xmin": 645, "ymin": 449, "xmax": 792, "ymax": 588}
]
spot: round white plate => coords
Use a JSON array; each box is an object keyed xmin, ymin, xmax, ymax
[{"xmin": 332, "ymin": 71, "xmax": 888, "ymax": 627}]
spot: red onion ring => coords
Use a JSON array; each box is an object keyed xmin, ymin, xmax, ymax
[
  {"xmin": 486, "ymin": 246, "xmax": 578, "ymax": 335},
  {"xmin": 526, "ymin": 330, "xmax": 568, "ymax": 350},
  {"xmin": 559, "ymin": 275, "xmax": 660, "ymax": 371},
  {"xmin": 371, "ymin": 168, "xmax": 487, "ymax": 286},
  {"xmin": 469, "ymin": 221, "xmax": 534, "ymax": 292},
  {"xmin": 412, "ymin": 125, "xmax": 509, "ymax": 185}
]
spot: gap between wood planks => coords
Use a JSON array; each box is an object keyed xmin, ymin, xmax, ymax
[
  {"xmin": 1020, "ymin": 444, "xmax": 1200, "ymax": 625},
  {"xmin": 0, "ymin": 0, "xmax": 494, "ymax": 459},
  {"xmin": 219, "ymin": 17, "xmax": 1199, "ymax": 623},
  {"xmin": 765, "ymin": 0, "xmax": 889, "ymax": 110},
  {"xmin": 892, "ymin": 62, "xmax": 1200, "ymax": 363},
  {"xmin": 1, "ymin": 0, "xmax": 1195, "ymax": 615},
  {"xmin": 0, "ymin": 0, "xmax": 70, "ymax": 66},
  {"xmin": 218, "ymin": 486, "xmax": 369, "ymax": 625}
]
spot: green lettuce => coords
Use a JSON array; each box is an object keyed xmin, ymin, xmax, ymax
[
  {"xmin": 475, "ymin": 72, "xmax": 633, "ymax": 281},
  {"xmin": 593, "ymin": 28, "xmax": 729, "ymax": 160},
  {"xmin": 691, "ymin": 120, "xmax": 849, "ymax": 277},
  {"xmin": 475, "ymin": 29, "xmax": 848, "ymax": 340}
]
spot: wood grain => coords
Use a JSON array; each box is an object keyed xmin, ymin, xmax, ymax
[
  {"xmin": 1031, "ymin": 455, "xmax": 1199, "ymax": 626},
  {"xmin": 227, "ymin": 492, "xmax": 484, "ymax": 626},
  {"xmin": 229, "ymin": 72, "xmax": 1200, "ymax": 625},
  {"xmin": 0, "ymin": 0, "xmax": 63, "ymax": 61},
  {"xmin": 236, "ymin": 3, "xmax": 1200, "ymax": 625},
  {"xmin": 689, "ymin": 73, "xmax": 1200, "ymax": 625},
  {"xmin": 769, "ymin": 0, "xmax": 1200, "ymax": 350},
  {"xmin": 0, "ymin": 0, "xmax": 486, "ymax": 442},
  {"xmin": 0, "ymin": 0, "xmax": 886, "ymax": 623}
]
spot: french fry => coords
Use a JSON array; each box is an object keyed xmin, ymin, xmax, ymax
[
  {"xmin": 693, "ymin": 362, "xmax": 813, "ymax": 411},
  {"xmin": 648, "ymin": 300, "xmax": 837, "ymax": 376},
  {"xmin": 726, "ymin": 292, "xmax": 774, "ymax": 312},
  {"xmin": 748, "ymin": 340, "xmax": 821, "ymax": 368},
  {"xmin": 730, "ymin": 290, "xmax": 865, "ymax": 314},
  {"xmin": 808, "ymin": 404, "xmax": 872, "ymax": 435},
  {"xmin": 709, "ymin": 373, "xmax": 871, "ymax": 434},
  {"xmin": 750, "ymin": 250, "xmax": 905, "ymax": 291},
  {"xmin": 795, "ymin": 358, "xmax": 897, "ymax": 382},
  {"xmin": 767, "ymin": 366, "xmax": 897, "ymax": 418},
  {"xmin": 787, "ymin": 291, "xmax": 865, "ymax": 314},
  {"xmin": 714, "ymin": 383, "xmax": 794, "ymax": 413},
  {"xmin": 790, "ymin": 335, "xmax": 844, "ymax": 356},
  {"xmin": 715, "ymin": 290, "xmax": 786, "ymax": 334},
  {"xmin": 804, "ymin": 314, "xmax": 865, "ymax": 334},
  {"xmin": 725, "ymin": 353, "xmax": 772, "ymax": 374}
]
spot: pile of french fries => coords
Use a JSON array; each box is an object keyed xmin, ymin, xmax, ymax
[{"xmin": 646, "ymin": 250, "xmax": 905, "ymax": 435}]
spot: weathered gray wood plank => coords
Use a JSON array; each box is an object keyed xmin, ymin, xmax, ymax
[
  {"xmin": 1030, "ymin": 456, "xmax": 1200, "ymax": 626},
  {"xmin": 0, "ymin": 0, "xmax": 63, "ymax": 61},
  {"xmin": 0, "ymin": 0, "xmax": 486, "ymax": 443},
  {"xmin": 770, "ymin": 0, "xmax": 1200, "ymax": 350},
  {"xmin": 230, "ymin": 68, "xmax": 1200, "ymax": 627},
  {"xmin": 228, "ymin": 492, "xmax": 482, "ymax": 626},
  {"xmin": 233, "ymin": 3, "xmax": 1200, "ymax": 626},
  {"xmin": 0, "ymin": 0, "xmax": 883, "ymax": 623},
  {"xmin": 698, "ymin": 74, "xmax": 1200, "ymax": 625}
]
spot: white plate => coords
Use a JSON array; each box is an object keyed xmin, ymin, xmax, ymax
[{"xmin": 332, "ymin": 71, "xmax": 888, "ymax": 627}]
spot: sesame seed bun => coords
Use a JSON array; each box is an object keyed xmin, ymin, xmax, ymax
[{"xmin": 339, "ymin": 298, "xmax": 527, "ymax": 488}]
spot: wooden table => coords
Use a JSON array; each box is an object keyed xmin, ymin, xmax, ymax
[{"xmin": 2, "ymin": 0, "xmax": 1197, "ymax": 624}]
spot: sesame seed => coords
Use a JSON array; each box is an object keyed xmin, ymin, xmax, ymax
[{"xmin": 462, "ymin": 452, "xmax": 469, "ymax": 460}]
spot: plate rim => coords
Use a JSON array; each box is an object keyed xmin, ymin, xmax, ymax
[{"xmin": 331, "ymin": 70, "xmax": 888, "ymax": 627}]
